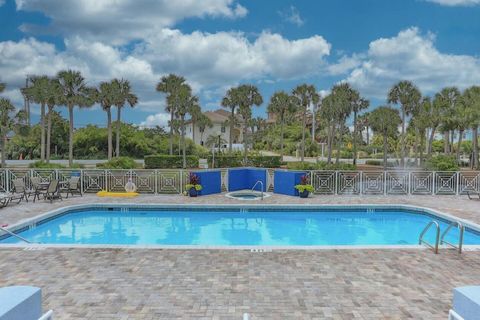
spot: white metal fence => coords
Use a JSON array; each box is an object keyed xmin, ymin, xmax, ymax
[{"xmin": 0, "ymin": 169, "xmax": 478, "ymax": 196}]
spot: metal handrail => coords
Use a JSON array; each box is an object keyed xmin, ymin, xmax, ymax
[
  {"xmin": 441, "ymin": 221, "xmax": 465, "ymax": 254},
  {"xmin": 419, "ymin": 220, "xmax": 440, "ymax": 254},
  {"xmin": 251, "ymin": 180, "xmax": 264, "ymax": 200},
  {"xmin": 0, "ymin": 226, "xmax": 33, "ymax": 244}
]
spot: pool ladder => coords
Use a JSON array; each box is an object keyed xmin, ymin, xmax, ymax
[
  {"xmin": 418, "ymin": 220, "xmax": 465, "ymax": 254},
  {"xmin": 0, "ymin": 225, "xmax": 33, "ymax": 244},
  {"xmin": 251, "ymin": 180, "xmax": 264, "ymax": 200}
]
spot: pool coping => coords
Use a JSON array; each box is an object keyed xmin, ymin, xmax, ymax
[{"xmin": 2, "ymin": 203, "xmax": 480, "ymax": 250}]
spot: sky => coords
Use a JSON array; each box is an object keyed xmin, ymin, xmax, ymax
[{"xmin": 0, "ymin": 0, "xmax": 480, "ymax": 129}]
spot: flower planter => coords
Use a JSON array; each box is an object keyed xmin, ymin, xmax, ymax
[
  {"xmin": 188, "ymin": 187, "xmax": 198, "ymax": 197},
  {"xmin": 299, "ymin": 190, "xmax": 310, "ymax": 198}
]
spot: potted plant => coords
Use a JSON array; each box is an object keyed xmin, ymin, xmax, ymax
[
  {"xmin": 185, "ymin": 173, "xmax": 203, "ymax": 197},
  {"xmin": 294, "ymin": 175, "xmax": 314, "ymax": 198}
]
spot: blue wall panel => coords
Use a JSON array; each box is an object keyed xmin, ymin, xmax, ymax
[
  {"xmin": 228, "ymin": 168, "xmax": 267, "ymax": 191},
  {"xmin": 193, "ymin": 171, "xmax": 221, "ymax": 196},
  {"xmin": 248, "ymin": 169, "xmax": 267, "ymax": 192},
  {"xmin": 274, "ymin": 170, "xmax": 306, "ymax": 196}
]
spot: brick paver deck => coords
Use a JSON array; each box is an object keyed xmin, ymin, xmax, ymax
[{"xmin": 1, "ymin": 193, "xmax": 480, "ymax": 319}]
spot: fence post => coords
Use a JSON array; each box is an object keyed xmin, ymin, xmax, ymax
[
  {"xmin": 383, "ymin": 170, "xmax": 387, "ymax": 195},
  {"xmin": 104, "ymin": 170, "xmax": 108, "ymax": 192},
  {"xmin": 359, "ymin": 171, "xmax": 363, "ymax": 195},
  {"xmin": 432, "ymin": 171, "xmax": 436, "ymax": 195},
  {"xmin": 6, "ymin": 169, "xmax": 9, "ymax": 193},
  {"xmin": 456, "ymin": 171, "xmax": 460, "ymax": 195},
  {"xmin": 335, "ymin": 171, "xmax": 338, "ymax": 195}
]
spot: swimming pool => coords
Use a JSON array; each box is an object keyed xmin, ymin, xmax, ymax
[{"xmin": 1, "ymin": 205, "xmax": 479, "ymax": 247}]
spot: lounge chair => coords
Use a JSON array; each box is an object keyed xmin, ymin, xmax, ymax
[
  {"xmin": 60, "ymin": 176, "xmax": 82, "ymax": 198},
  {"xmin": 42, "ymin": 180, "xmax": 62, "ymax": 203},
  {"xmin": 0, "ymin": 193, "xmax": 11, "ymax": 208},
  {"xmin": 12, "ymin": 178, "xmax": 33, "ymax": 203},
  {"xmin": 467, "ymin": 191, "xmax": 480, "ymax": 200}
]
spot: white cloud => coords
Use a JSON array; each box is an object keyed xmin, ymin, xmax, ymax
[
  {"xmin": 15, "ymin": 0, "xmax": 248, "ymax": 45},
  {"xmin": 278, "ymin": 6, "xmax": 304, "ymax": 27},
  {"xmin": 343, "ymin": 27, "xmax": 480, "ymax": 98},
  {"xmin": 425, "ymin": 0, "xmax": 480, "ymax": 6},
  {"xmin": 139, "ymin": 113, "xmax": 170, "ymax": 129},
  {"xmin": 136, "ymin": 29, "xmax": 330, "ymax": 86}
]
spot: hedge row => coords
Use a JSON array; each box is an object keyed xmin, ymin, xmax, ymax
[
  {"xmin": 207, "ymin": 156, "xmax": 282, "ymax": 168},
  {"xmin": 144, "ymin": 155, "xmax": 199, "ymax": 169}
]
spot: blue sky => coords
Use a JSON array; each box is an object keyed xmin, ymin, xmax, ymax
[{"xmin": 0, "ymin": 0, "xmax": 480, "ymax": 128}]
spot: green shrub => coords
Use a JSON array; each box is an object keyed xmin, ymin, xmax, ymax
[
  {"xmin": 28, "ymin": 161, "xmax": 84, "ymax": 169},
  {"xmin": 207, "ymin": 155, "xmax": 282, "ymax": 168},
  {"xmin": 208, "ymin": 155, "xmax": 244, "ymax": 168},
  {"xmin": 365, "ymin": 160, "xmax": 382, "ymax": 166},
  {"xmin": 424, "ymin": 155, "xmax": 459, "ymax": 171},
  {"xmin": 96, "ymin": 157, "xmax": 139, "ymax": 169},
  {"xmin": 286, "ymin": 161, "xmax": 356, "ymax": 171},
  {"xmin": 144, "ymin": 155, "xmax": 199, "ymax": 169}
]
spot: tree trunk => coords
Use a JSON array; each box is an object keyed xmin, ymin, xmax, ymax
[
  {"xmin": 414, "ymin": 128, "xmax": 419, "ymax": 166},
  {"xmin": 366, "ymin": 126, "xmax": 370, "ymax": 145},
  {"xmin": 192, "ymin": 119, "xmax": 196, "ymax": 144},
  {"xmin": 450, "ymin": 130, "xmax": 455, "ymax": 154},
  {"xmin": 68, "ymin": 105, "xmax": 74, "ymax": 167},
  {"xmin": 401, "ymin": 109, "xmax": 405, "ymax": 167},
  {"xmin": 383, "ymin": 132, "xmax": 388, "ymax": 170},
  {"xmin": 169, "ymin": 110, "xmax": 174, "ymax": 155},
  {"xmin": 40, "ymin": 103, "xmax": 46, "ymax": 161},
  {"xmin": 280, "ymin": 119, "xmax": 284, "ymax": 159},
  {"xmin": 353, "ymin": 111, "xmax": 357, "ymax": 165},
  {"xmin": 243, "ymin": 123, "xmax": 248, "ymax": 163},
  {"xmin": 301, "ymin": 106, "xmax": 306, "ymax": 163},
  {"xmin": 311, "ymin": 103, "xmax": 316, "ymax": 143},
  {"xmin": 419, "ymin": 130, "xmax": 425, "ymax": 166},
  {"xmin": 107, "ymin": 107, "xmax": 112, "ymax": 160},
  {"xmin": 335, "ymin": 123, "xmax": 342, "ymax": 164},
  {"xmin": 46, "ymin": 105, "xmax": 53, "ymax": 163},
  {"xmin": 327, "ymin": 123, "xmax": 335, "ymax": 164},
  {"xmin": 1, "ymin": 133, "xmax": 6, "ymax": 168},
  {"xmin": 473, "ymin": 126, "xmax": 479, "ymax": 169},
  {"xmin": 457, "ymin": 129, "xmax": 464, "ymax": 164},
  {"xmin": 427, "ymin": 127, "xmax": 436, "ymax": 156},
  {"xmin": 181, "ymin": 115, "xmax": 186, "ymax": 169},
  {"xmin": 444, "ymin": 130, "xmax": 449, "ymax": 154},
  {"xmin": 116, "ymin": 107, "xmax": 121, "ymax": 158},
  {"xmin": 229, "ymin": 108, "xmax": 234, "ymax": 152}
]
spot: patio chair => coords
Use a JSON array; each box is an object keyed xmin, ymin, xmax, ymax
[
  {"xmin": 30, "ymin": 177, "xmax": 45, "ymax": 202},
  {"xmin": 467, "ymin": 191, "xmax": 480, "ymax": 200},
  {"xmin": 0, "ymin": 193, "xmax": 11, "ymax": 208},
  {"xmin": 37, "ymin": 180, "xmax": 62, "ymax": 203},
  {"xmin": 60, "ymin": 176, "xmax": 82, "ymax": 198},
  {"xmin": 12, "ymin": 178, "xmax": 33, "ymax": 203}
]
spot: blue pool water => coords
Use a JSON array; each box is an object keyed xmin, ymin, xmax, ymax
[{"xmin": 1, "ymin": 207, "xmax": 479, "ymax": 246}]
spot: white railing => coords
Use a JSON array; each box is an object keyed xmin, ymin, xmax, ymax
[{"xmin": 0, "ymin": 169, "xmax": 479, "ymax": 195}]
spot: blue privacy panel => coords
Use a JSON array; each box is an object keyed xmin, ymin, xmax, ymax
[
  {"xmin": 274, "ymin": 170, "xmax": 306, "ymax": 196},
  {"xmin": 228, "ymin": 169, "xmax": 249, "ymax": 191},
  {"xmin": 228, "ymin": 168, "xmax": 267, "ymax": 191},
  {"xmin": 193, "ymin": 171, "xmax": 221, "ymax": 196},
  {"xmin": 247, "ymin": 168, "xmax": 267, "ymax": 192}
]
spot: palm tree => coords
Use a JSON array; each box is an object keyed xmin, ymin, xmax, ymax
[
  {"xmin": 0, "ymin": 98, "xmax": 26, "ymax": 167},
  {"xmin": 330, "ymin": 83, "xmax": 355, "ymax": 164},
  {"xmin": 95, "ymin": 80, "xmax": 118, "ymax": 160},
  {"xmin": 234, "ymin": 85, "xmax": 263, "ymax": 162},
  {"xmin": 197, "ymin": 113, "xmax": 213, "ymax": 146},
  {"xmin": 369, "ymin": 106, "xmax": 402, "ymax": 170},
  {"xmin": 171, "ymin": 83, "xmax": 198, "ymax": 168},
  {"xmin": 463, "ymin": 86, "xmax": 480, "ymax": 169},
  {"xmin": 45, "ymin": 79, "xmax": 63, "ymax": 163},
  {"xmin": 454, "ymin": 94, "xmax": 473, "ymax": 164},
  {"xmin": 434, "ymin": 87, "xmax": 461, "ymax": 155},
  {"xmin": 189, "ymin": 103, "xmax": 202, "ymax": 144},
  {"xmin": 292, "ymin": 84, "xmax": 319, "ymax": 163},
  {"xmin": 57, "ymin": 70, "xmax": 93, "ymax": 167},
  {"xmin": 114, "ymin": 79, "xmax": 138, "ymax": 158},
  {"xmin": 267, "ymin": 91, "xmax": 297, "ymax": 158},
  {"xmin": 387, "ymin": 81, "xmax": 421, "ymax": 167},
  {"xmin": 411, "ymin": 97, "xmax": 431, "ymax": 166},
  {"xmin": 351, "ymin": 94, "xmax": 369, "ymax": 165},
  {"xmin": 156, "ymin": 74, "xmax": 186, "ymax": 155},
  {"xmin": 221, "ymin": 87, "xmax": 241, "ymax": 152},
  {"xmin": 21, "ymin": 75, "xmax": 51, "ymax": 161}
]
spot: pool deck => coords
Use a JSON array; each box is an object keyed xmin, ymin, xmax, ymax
[{"xmin": 1, "ymin": 193, "xmax": 480, "ymax": 319}]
